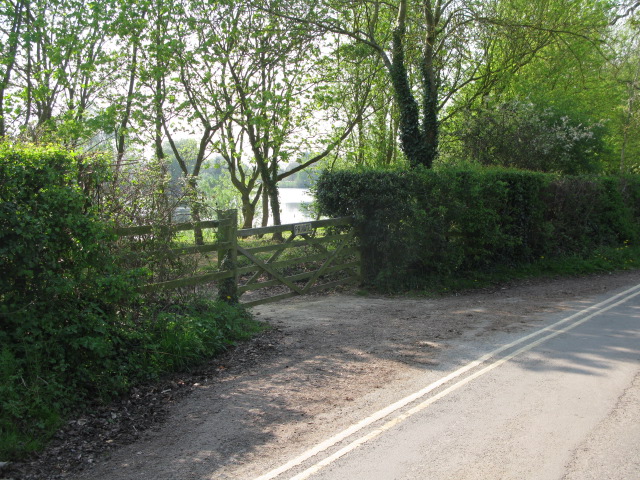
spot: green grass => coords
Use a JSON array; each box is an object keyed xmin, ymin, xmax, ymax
[{"xmin": 173, "ymin": 228, "xmax": 218, "ymax": 246}]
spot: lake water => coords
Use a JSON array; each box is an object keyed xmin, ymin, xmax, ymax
[
  {"xmin": 176, "ymin": 188, "xmax": 314, "ymax": 225},
  {"xmin": 275, "ymin": 188, "xmax": 314, "ymax": 225}
]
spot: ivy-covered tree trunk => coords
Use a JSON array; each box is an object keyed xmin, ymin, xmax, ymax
[
  {"xmin": 388, "ymin": 0, "xmax": 436, "ymax": 169},
  {"xmin": 421, "ymin": 4, "xmax": 439, "ymax": 168}
]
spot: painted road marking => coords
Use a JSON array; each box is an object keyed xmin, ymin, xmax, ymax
[{"xmin": 254, "ymin": 283, "xmax": 640, "ymax": 480}]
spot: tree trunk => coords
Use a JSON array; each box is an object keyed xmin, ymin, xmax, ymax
[
  {"xmin": 153, "ymin": 24, "xmax": 171, "ymax": 228},
  {"xmin": 241, "ymin": 192, "xmax": 256, "ymax": 229},
  {"xmin": 267, "ymin": 180, "xmax": 283, "ymax": 242},
  {"xmin": 261, "ymin": 187, "xmax": 269, "ymax": 227},
  {"xmin": 0, "ymin": 0, "xmax": 24, "ymax": 137},
  {"xmin": 115, "ymin": 42, "xmax": 139, "ymax": 178},
  {"xmin": 388, "ymin": 1, "xmax": 432, "ymax": 169},
  {"xmin": 186, "ymin": 178, "xmax": 204, "ymax": 245}
]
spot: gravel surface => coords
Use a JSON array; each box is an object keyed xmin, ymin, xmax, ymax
[{"xmin": 4, "ymin": 270, "xmax": 640, "ymax": 480}]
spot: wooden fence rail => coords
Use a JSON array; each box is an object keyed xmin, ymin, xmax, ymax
[{"xmin": 115, "ymin": 210, "xmax": 360, "ymax": 307}]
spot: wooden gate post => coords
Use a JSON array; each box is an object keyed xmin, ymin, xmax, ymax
[{"xmin": 217, "ymin": 209, "xmax": 238, "ymax": 303}]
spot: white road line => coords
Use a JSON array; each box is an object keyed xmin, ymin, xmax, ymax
[{"xmin": 254, "ymin": 283, "xmax": 640, "ymax": 480}]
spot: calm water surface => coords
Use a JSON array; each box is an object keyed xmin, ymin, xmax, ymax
[{"xmin": 275, "ymin": 188, "xmax": 314, "ymax": 225}]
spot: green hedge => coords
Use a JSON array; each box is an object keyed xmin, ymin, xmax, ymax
[
  {"xmin": 316, "ymin": 166, "xmax": 640, "ymax": 289},
  {"xmin": 0, "ymin": 144, "xmax": 145, "ymax": 456},
  {"xmin": 0, "ymin": 144, "xmax": 259, "ymax": 459}
]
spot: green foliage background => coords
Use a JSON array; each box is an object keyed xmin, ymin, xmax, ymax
[
  {"xmin": 452, "ymin": 100, "xmax": 607, "ymax": 174},
  {"xmin": 316, "ymin": 167, "xmax": 640, "ymax": 289}
]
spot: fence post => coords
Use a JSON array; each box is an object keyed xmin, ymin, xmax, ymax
[{"xmin": 217, "ymin": 209, "xmax": 238, "ymax": 303}]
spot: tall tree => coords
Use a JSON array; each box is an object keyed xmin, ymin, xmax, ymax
[
  {"xmin": 325, "ymin": 38, "xmax": 401, "ymax": 168},
  {"xmin": 180, "ymin": 0, "xmax": 366, "ymax": 229},
  {"xmin": 153, "ymin": 0, "xmax": 239, "ymax": 228},
  {"xmin": 266, "ymin": 0, "xmax": 611, "ymax": 168},
  {"xmin": 447, "ymin": 1, "xmax": 638, "ymax": 173},
  {"xmin": 610, "ymin": 11, "xmax": 640, "ymax": 172},
  {"xmin": 109, "ymin": 0, "xmax": 150, "ymax": 174},
  {"xmin": 7, "ymin": 0, "xmax": 116, "ymax": 144},
  {"xmin": 0, "ymin": 0, "xmax": 25, "ymax": 137}
]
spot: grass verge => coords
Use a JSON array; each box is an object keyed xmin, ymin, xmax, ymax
[
  {"xmin": 0, "ymin": 297, "xmax": 265, "ymax": 461},
  {"xmin": 396, "ymin": 244, "xmax": 640, "ymax": 296}
]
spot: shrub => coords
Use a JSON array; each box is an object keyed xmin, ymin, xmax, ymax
[
  {"xmin": 316, "ymin": 167, "xmax": 640, "ymax": 289},
  {"xmin": 0, "ymin": 144, "xmax": 261, "ymax": 460},
  {"xmin": 456, "ymin": 99, "xmax": 605, "ymax": 175},
  {"xmin": 0, "ymin": 143, "xmax": 139, "ymax": 456}
]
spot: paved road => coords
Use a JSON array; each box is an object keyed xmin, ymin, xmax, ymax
[{"xmin": 257, "ymin": 284, "xmax": 640, "ymax": 480}]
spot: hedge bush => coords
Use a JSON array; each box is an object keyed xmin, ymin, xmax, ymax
[
  {"xmin": 316, "ymin": 166, "xmax": 640, "ymax": 289},
  {"xmin": 0, "ymin": 144, "xmax": 260, "ymax": 460}
]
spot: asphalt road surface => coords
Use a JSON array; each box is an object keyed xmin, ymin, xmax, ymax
[{"xmin": 256, "ymin": 284, "xmax": 640, "ymax": 480}]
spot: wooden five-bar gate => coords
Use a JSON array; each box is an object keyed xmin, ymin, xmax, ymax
[{"xmin": 115, "ymin": 210, "xmax": 360, "ymax": 307}]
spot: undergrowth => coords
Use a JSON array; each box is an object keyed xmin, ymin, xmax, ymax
[
  {"xmin": 0, "ymin": 297, "xmax": 265, "ymax": 461},
  {"xmin": 398, "ymin": 243, "xmax": 640, "ymax": 295}
]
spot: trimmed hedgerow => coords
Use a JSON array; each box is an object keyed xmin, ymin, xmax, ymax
[
  {"xmin": 0, "ymin": 143, "xmax": 137, "ymax": 457},
  {"xmin": 316, "ymin": 166, "xmax": 640, "ymax": 289},
  {"xmin": 0, "ymin": 144, "xmax": 260, "ymax": 460},
  {"xmin": 315, "ymin": 169, "xmax": 417, "ymax": 282}
]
